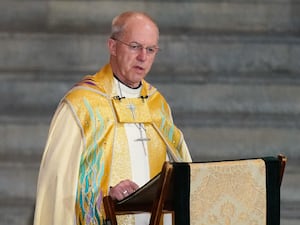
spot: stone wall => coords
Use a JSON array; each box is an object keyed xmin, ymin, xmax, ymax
[{"xmin": 0, "ymin": 1, "xmax": 299, "ymax": 224}]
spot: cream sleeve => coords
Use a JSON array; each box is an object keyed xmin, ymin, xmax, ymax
[{"xmin": 33, "ymin": 102, "xmax": 83, "ymax": 225}]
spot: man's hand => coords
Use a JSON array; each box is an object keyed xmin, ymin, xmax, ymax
[{"xmin": 109, "ymin": 179, "xmax": 139, "ymax": 200}]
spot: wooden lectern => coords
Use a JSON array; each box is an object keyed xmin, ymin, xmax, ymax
[{"xmin": 103, "ymin": 154, "xmax": 287, "ymax": 225}]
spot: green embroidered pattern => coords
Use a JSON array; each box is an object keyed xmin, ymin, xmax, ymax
[{"xmin": 76, "ymin": 98, "xmax": 106, "ymax": 225}]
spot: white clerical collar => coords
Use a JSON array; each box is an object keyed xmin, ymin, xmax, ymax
[{"xmin": 114, "ymin": 76, "xmax": 142, "ymax": 98}]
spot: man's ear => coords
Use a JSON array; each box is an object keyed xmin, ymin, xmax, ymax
[{"xmin": 108, "ymin": 38, "xmax": 117, "ymax": 56}]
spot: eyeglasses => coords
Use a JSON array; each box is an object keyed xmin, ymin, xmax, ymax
[{"xmin": 111, "ymin": 37, "xmax": 160, "ymax": 55}]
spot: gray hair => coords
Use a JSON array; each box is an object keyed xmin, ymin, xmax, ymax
[{"xmin": 110, "ymin": 11, "xmax": 159, "ymax": 39}]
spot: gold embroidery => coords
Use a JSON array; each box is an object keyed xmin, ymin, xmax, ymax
[
  {"xmin": 112, "ymin": 97, "xmax": 152, "ymax": 123},
  {"xmin": 189, "ymin": 159, "xmax": 266, "ymax": 225}
]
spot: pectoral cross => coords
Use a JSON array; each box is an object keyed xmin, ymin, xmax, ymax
[
  {"xmin": 134, "ymin": 123, "xmax": 151, "ymax": 155},
  {"xmin": 127, "ymin": 103, "xmax": 136, "ymax": 120}
]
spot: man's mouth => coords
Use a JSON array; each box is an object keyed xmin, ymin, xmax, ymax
[{"xmin": 134, "ymin": 66, "xmax": 144, "ymax": 72}]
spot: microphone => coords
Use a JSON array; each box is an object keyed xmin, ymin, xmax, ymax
[
  {"xmin": 113, "ymin": 96, "xmax": 125, "ymax": 101},
  {"xmin": 140, "ymin": 95, "xmax": 148, "ymax": 102}
]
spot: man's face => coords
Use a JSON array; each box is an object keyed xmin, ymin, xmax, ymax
[{"xmin": 109, "ymin": 17, "xmax": 159, "ymax": 88}]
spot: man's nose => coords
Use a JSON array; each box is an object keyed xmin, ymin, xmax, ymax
[{"xmin": 137, "ymin": 48, "xmax": 147, "ymax": 61}]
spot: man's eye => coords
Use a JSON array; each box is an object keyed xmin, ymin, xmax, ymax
[
  {"xmin": 129, "ymin": 44, "xmax": 140, "ymax": 50},
  {"xmin": 147, "ymin": 47, "xmax": 155, "ymax": 53}
]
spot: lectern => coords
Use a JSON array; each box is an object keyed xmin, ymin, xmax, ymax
[{"xmin": 103, "ymin": 155, "xmax": 287, "ymax": 225}]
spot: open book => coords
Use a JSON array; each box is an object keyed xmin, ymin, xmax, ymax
[{"xmin": 115, "ymin": 173, "xmax": 162, "ymax": 212}]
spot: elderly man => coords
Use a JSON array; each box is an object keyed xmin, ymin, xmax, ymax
[{"xmin": 33, "ymin": 11, "xmax": 192, "ymax": 225}]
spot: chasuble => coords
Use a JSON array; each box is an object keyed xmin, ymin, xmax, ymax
[{"xmin": 33, "ymin": 64, "xmax": 192, "ymax": 225}]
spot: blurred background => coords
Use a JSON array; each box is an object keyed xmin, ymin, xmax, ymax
[{"xmin": 0, "ymin": 0, "xmax": 299, "ymax": 224}]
